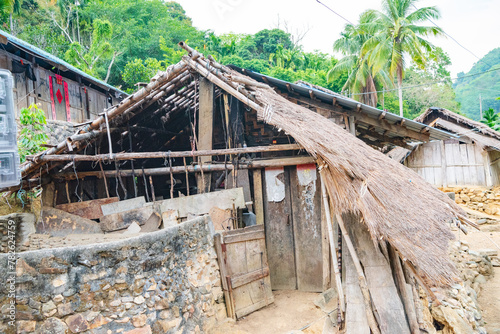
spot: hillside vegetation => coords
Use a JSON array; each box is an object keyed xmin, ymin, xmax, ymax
[{"xmin": 454, "ymin": 47, "xmax": 500, "ymax": 120}]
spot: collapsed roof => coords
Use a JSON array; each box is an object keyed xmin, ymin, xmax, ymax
[{"xmin": 9, "ymin": 42, "xmax": 475, "ymax": 289}]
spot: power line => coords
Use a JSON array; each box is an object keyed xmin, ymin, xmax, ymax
[
  {"xmin": 348, "ymin": 65, "xmax": 500, "ymax": 96},
  {"xmin": 411, "ymin": 4, "xmax": 493, "ymax": 68},
  {"xmin": 315, "ymin": 0, "xmax": 354, "ymax": 25}
]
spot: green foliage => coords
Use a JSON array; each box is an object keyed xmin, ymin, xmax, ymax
[
  {"xmin": 122, "ymin": 58, "xmax": 165, "ymax": 93},
  {"xmin": 480, "ymin": 108, "xmax": 500, "ymax": 131},
  {"xmin": 454, "ymin": 47, "xmax": 500, "ymax": 120},
  {"xmin": 18, "ymin": 104, "xmax": 48, "ymax": 162}
]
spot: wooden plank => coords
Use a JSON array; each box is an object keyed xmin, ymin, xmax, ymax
[
  {"xmin": 482, "ymin": 150, "xmax": 493, "ymax": 187},
  {"xmin": 230, "ymin": 267, "xmax": 270, "ymax": 289},
  {"xmin": 223, "ymin": 230, "xmax": 265, "ymax": 244},
  {"xmin": 321, "ymin": 178, "xmax": 331, "ymax": 291},
  {"xmin": 290, "ymin": 164, "xmax": 323, "ymax": 292},
  {"xmin": 468, "ymin": 144, "xmax": 479, "ymax": 185},
  {"xmin": 344, "ymin": 236, "xmax": 370, "ymax": 334},
  {"xmin": 159, "ymin": 188, "xmax": 245, "ymax": 218},
  {"xmin": 101, "ymin": 196, "xmax": 146, "ymax": 216},
  {"xmin": 55, "ymin": 197, "xmax": 119, "ymax": 219},
  {"xmin": 39, "ymin": 207, "xmax": 103, "ymax": 236},
  {"xmin": 440, "ymin": 141, "xmax": 447, "ymax": 187},
  {"xmin": 347, "ymin": 219, "xmax": 410, "ymax": 334},
  {"xmin": 235, "ymin": 296, "xmax": 275, "ymax": 319},
  {"xmin": 224, "ymin": 225, "xmax": 263, "ymax": 236},
  {"xmin": 100, "ymin": 206, "xmax": 154, "ymax": 232},
  {"xmin": 253, "ymin": 169, "xmax": 264, "ymax": 225},
  {"xmin": 214, "ymin": 234, "xmax": 234, "ymax": 319},
  {"xmin": 445, "ymin": 143, "xmax": 457, "ymax": 186},
  {"xmin": 264, "ymin": 167, "xmax": 297, "ymax": 290}
]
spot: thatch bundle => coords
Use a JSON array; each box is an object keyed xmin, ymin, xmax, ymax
[{"xmin": 243, "ymin": 80, "xmax": 472, "ymax": 287}]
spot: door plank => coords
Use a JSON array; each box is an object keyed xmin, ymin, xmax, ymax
[{"xmin": 263, "ymin": 167, "xmax": 297, "ymax": 290}]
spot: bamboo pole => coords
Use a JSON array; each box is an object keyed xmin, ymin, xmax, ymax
[
  {"xmin": 335, "ymin": 212, "xmax": 381, "ymax": 334},
  {"xmin": 31, "ymin": 144, "xmax": 302, "ymax": 162},
  {"xmin": 319, "ymin": 168, "xmax": 345, "ymax": 316},
  {"xmin": 53, "ymin": 156, "xmax": 314, "ymax": 180}
]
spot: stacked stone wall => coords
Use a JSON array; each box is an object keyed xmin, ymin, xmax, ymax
[{"xmin": 0, "ymin": 216, "xmax": 226, "ymax": 334}]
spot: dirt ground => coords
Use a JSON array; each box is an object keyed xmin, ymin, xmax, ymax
[
  {"xmin": 459, "ymin": 222, "xmax": 500, "ymax": 334},
  {"xmin": 212, "ymin": 290, "xmax": 332, "ymax": 334}
]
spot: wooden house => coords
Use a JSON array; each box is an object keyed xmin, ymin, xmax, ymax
[
  {"xmin": 392, "ymin": 108, "xmax": 500, "ymax": 187},
  {"xmin": 0, "ymin": 30, "xmax": 126, "ymax": 123},
  {"xmin": 2, "ymin": 43, "xmax": 477, "ymax": 333}
]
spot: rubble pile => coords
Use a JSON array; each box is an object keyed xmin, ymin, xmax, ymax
[
  {"xmin": 442, "ymin": 187, "xmax": 500, "ymax": 216},
  {"xmin": 425, "ymin": 240, "xmax": 497, "ymax": 334}
]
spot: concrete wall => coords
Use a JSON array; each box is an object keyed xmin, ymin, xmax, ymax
[{"xmin": 0, "ymin": 216, "xmax": 226, "ymax": 334}]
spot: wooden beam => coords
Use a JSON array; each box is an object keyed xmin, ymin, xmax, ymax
[
  {"xmin": 30, "ymin": 144, "xmax": 302, "ymax": 162},
  {"xmin": 356, "ymin": 128, "xmax": 412, "ymax": 150},
  {"xmin": 197, "ymin": 77, "xmax": 214, "ymax": 193},
  {"xmin": 284, "ymin": 94, "xmax": 430, "ymax": 142},
  {"xmin": 252, "ymin": 169, "xmax": 264, "ymax": 225}
]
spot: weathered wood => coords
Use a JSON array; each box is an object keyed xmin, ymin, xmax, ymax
[
  {"xmin": 197, "ymin": 78, "xmax": 214, "ymax": 193},
  {"xmin": 159, "ymin": 188, "xmax": 245, "ymax": 218},
  {"xmin": 264, "ymin": 167, "xmax": 297, "ymax": 290},
  {"xmin": 100, "ymin": 206, "xmax": 154, "ymax": 232},
  {"xmin": 220, "ymin": 225, "xmax": 274, "ymax": 319},
  {"xmin": 344, "ymin": 241, "xmax": 370, "ymax": 334},
  {"xmin": 209, "ymin": 207, "xmax": 233, "ymax": 231},
  {"xmin": 223, "ymin": 230, "xmax": 265, "ymax": 244},
  {"xmin": 388, "ymin": 245, "xmax": 419, "ymax": 334},
  {"xmin": 336, "ymin": 213, "xmax": 381, "ymax": 334},
  {"xmin": 39, "ymin": 207, "xmax": 103, "ymax": 236},
  {"xmin": 290, "ymin": 164, "xmax": 323, "ymax": 292},
  {"xmin": 214, "ymin": 234, "xmax": 234, "ymax": 318},
  {"xmin": 230, "ymin": 267, "xmax": 270, "ymax": 289},
  {"xmin": 55, "ymin": 197, "xmax": 119, "ymax": 220},
  {"xmin": 101, "ymin": 197, "xmax": 146, "ymax": 216},
  {"xmin": 252, "ymin": 169, "xmax": 264, "ymax": 225},
  {"xmin": 344, "ymin": 216, "xmax": 410, "ymax": 334},
  {"xmin": 319, "ymin": 169, "xmax": 345, "ymax": 314},
  {"xmin": 140, "ymin": 212, "xmax": 162, "ymax": 232}
]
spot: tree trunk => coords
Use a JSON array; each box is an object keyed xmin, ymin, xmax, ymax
[
  {"xmin": 9, "ymin": 14, "xmax": 13, "ymax": 33},
  {"xmin": 397, "ymin": 63, "xmax": 404, "ymax": 117}
]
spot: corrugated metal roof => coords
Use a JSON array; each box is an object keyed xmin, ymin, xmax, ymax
[
  {"xmin": 0, "ymin": 29, "xmax": 127, "ymax": 96},
  {"xmin": 229, "ymin": 66, "xmax": 456, "ymax": 142}
]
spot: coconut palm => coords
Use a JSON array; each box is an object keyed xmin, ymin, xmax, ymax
[
  {"xmin": 328, "ymin": 11, "xmax": 391, "ymax": 107},
  {"xmin": 362, "ymin": 0, "xmax": 444, "ymax": 116}
]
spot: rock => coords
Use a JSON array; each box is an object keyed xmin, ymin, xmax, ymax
[
  {"xmin": 134, "ymin": 295, "xmax": 146, "ymax": 304},
  {"xmin": 35, "ymin": 317, "xmax": 68, "ymax": 334},
  {"xmin": 432, "ymin": 306, "xmax": 474, "ymax": 334},
  {"xmin": 132, "ymin": 314, "xmax": 148, "ymax": 328},
  {"xmin": 124, "ymin": 221, "xmax": 142, "ymax": 234},
  {"xmin": 65, "ymin": 313, "xmax": 90, "ymax": 333},
  {"xmin": 313, "ymin": 288, "xmax": 338, "ymax": 313},
  {"xmin": 477, "ymin": 249, "xmax": 498, "ymax": 257},
  {"xmin": 17, "ymin": 320, "xmax": 36, "ymax": 333},
  {"xmin": 474, "ymin": 275, "xmax": 487, "ymax": 284},
  {"xmin": 124, "ymin": 325, "xmax": 152, "ymax": 334},
  {"xmin": 42, "ymin": 301, "xmax": 57, "ymax": 313},
  {"xmin": 57, "ymin": 302, "xmax": 73, "ymax": 316}
]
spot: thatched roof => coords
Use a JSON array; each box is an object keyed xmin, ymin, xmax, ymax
[
  {"xmin": 417, "ymin": 107, "xmax": 500, "ymax": 150},
  {"xmin": 13, "ymin": 44, "xmax": 474, "ymax": 289}
]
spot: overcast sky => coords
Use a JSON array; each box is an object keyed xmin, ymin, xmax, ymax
[{"xmin": 175, "ymin": 0, "xmax": 500, "ymax": 77}]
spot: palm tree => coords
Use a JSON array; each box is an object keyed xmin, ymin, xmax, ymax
[
  {"xmin": 328, "ymin": 11, "xmax": 391, "ymax": 107},
  {"xmin": 363, "ymin": 0, "xmax": 444, "ymax": 116}
]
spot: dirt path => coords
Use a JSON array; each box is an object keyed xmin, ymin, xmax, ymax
[
  {"xmin": 211, "ymin": 290, "xmax": 329, "ymax": 334},
  {"xmin": 460, "ymin": 225, "xmax": 500, "ymax": 334}
]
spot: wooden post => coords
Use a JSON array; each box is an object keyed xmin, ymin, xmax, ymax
[
  {"xmin": 214, "ymin": 234, "xmax": 235, "ymax": 319},
  {"xmin": 197, "ymin": 78, "xmax": 214, "ymax": 193},
  {"xmin": 336, "ymin": 213, "xmax": 381, "ymax": 334},
  {"xmin": 252, "ymin": 169, "xmax": 264, "ymax": 225},
  {"xmin": 319, "ymin": 169, "xmax": 345, "ymax": 315}
]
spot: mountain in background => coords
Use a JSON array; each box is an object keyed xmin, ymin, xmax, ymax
[{"xmin": 454, "ymin": 47, "xmax": 500, "ymax": 121}]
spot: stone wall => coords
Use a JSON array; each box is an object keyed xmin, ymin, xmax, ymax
[
  {"xmin": 0, "ymin": 216, "xmax": 226, "ymax": 334},
  {"xmin": 442, "ymin": 186, "xmax": 500, "ymax": 216}
]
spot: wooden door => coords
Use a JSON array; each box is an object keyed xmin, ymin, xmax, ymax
[
  {"xmin": 290, "ymin": 164, "xmax": 323, "ymax": 292},
  {"xmin": 263, "ymin": 167, "xmax": 297, "ymax": 290},
  {"xmin": 263, "ymin": 165, "xmax": 324, "ymax": 292},
  {"xmin": 214, "ymin": 225, "xmax": 274, "ymax": 319}
]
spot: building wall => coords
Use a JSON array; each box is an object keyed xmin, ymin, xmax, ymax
[
  {"xmin": 0, "ymin": 216, "xmax": 226, "ymax": 334},
  {"xmin": 405, "ymin": 140, "xmax": 497, "ymax": 187},
  {"xmin": 0, "ymin": 50, "xmax": 118, "ymax": 123}
]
